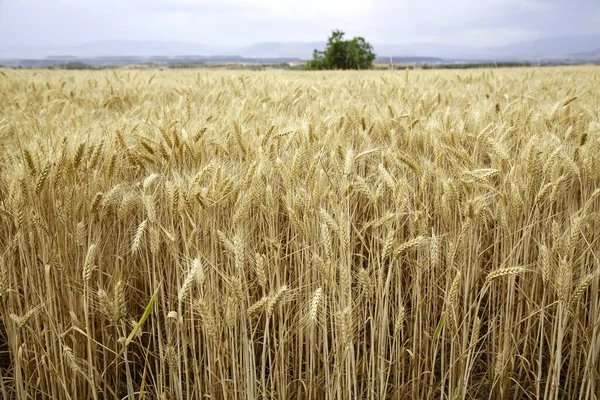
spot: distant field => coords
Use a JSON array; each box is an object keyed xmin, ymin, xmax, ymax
[{"xmin": 0, "ymin": 66, "xmax": 599, "ymax": 399}]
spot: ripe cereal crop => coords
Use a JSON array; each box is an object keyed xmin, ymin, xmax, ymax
[{"xmin": 0, "ymin": 66, "xmax": 599, "ymax": 399}]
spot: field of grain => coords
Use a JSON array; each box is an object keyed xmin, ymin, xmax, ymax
[{"xmin": 0, "ymin": 66, "xmax": 599, "ymax": 399}]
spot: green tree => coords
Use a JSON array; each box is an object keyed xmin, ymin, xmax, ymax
[{"xmin": 307, "ymin": 30, "xmax": 376, "ymax": 70}]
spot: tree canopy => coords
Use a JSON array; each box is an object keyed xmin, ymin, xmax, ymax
[{"xmin": 307, "ymin": 30, "xmax": 376, "ymax": 70}]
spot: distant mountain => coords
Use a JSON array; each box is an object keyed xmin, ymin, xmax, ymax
[
  {"xmin": 237, "ymin": 34, "xmax": 600, "ymax": 61},
  {"xmin": 569, "ymin": 48, "xmax": 600, "ymax": 60},
  {"xmin": 375, "ymin": 43, "xmax": 483, "ymax": 60},
  {"xmin": 237, "ymin": 42, "xmax": 324, "ymax": 59},
  {"xmin": 73, "ymin": 40, "xmax": 225, "ymax": 57},
  {"xmin": 2, "ymin": 34, "xmax": 600, "ymax": 62},
  {"xmin": 486, "ymin": 35, "xmax": 600, "ymax": 59},
  {"xmin": 374, "ymin": 34, "xmax": 600, "ymax": 61},
  {"xmin": 0, "ymin": 40, "xmax": 227, "ymax": 58},
  {"xmin": 235, "ymin": 41, "xmax": 486, "ymax": 61}
]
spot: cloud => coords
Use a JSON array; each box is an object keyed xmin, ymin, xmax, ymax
[
  {"xmin": 365, "ymin": 0, "xmax": 600, "ymax": 45},
  {"xmin": 1, "ymin": 0, "xmax": 599, "ymax": 49}
]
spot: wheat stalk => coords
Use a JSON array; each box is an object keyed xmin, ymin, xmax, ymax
[
  {"xmin": 485, "ymin": 266, "xmax": 526, "ymax": 284},
  {"xmin": 131, "ymin": 219, "xmax": 148, "ymax": 253},
  {"xmin": 2, "ymin": 66, "xmax": 599, "ymax": 399}
]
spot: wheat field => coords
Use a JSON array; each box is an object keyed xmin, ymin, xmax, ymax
[{"xmin": 0, "ymin": 66, "xmax": 599, "ymax": 399}]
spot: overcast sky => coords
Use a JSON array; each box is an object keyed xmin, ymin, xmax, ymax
[{"xmin": 1, "ymin": 0, "xmax": 599, "ymax": 49}]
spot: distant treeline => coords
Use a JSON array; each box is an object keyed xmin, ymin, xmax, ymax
[
  {"xmin": 52, "ymin": 62, "xmax": 104, "ymax": 70},
  {"xmin": 2, "ymin": 60, "xmax": 579, "ymax": 71},
  {"xmin": 422, "ymin": 62, "xmax": 531, "ymax": 69}
]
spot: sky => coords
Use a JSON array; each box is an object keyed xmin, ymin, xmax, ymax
[{"xmin": 0, "ymin": 0, "xmax": 599, "ymax": 50}]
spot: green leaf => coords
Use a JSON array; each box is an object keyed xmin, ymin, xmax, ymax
[
  {"xmin": 125, "ymin": 284, "xmax": 160, "ymax": 347},
  {"xmin": 433, "ymin": 312, "xmax": 446, "ymax": 343}
]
